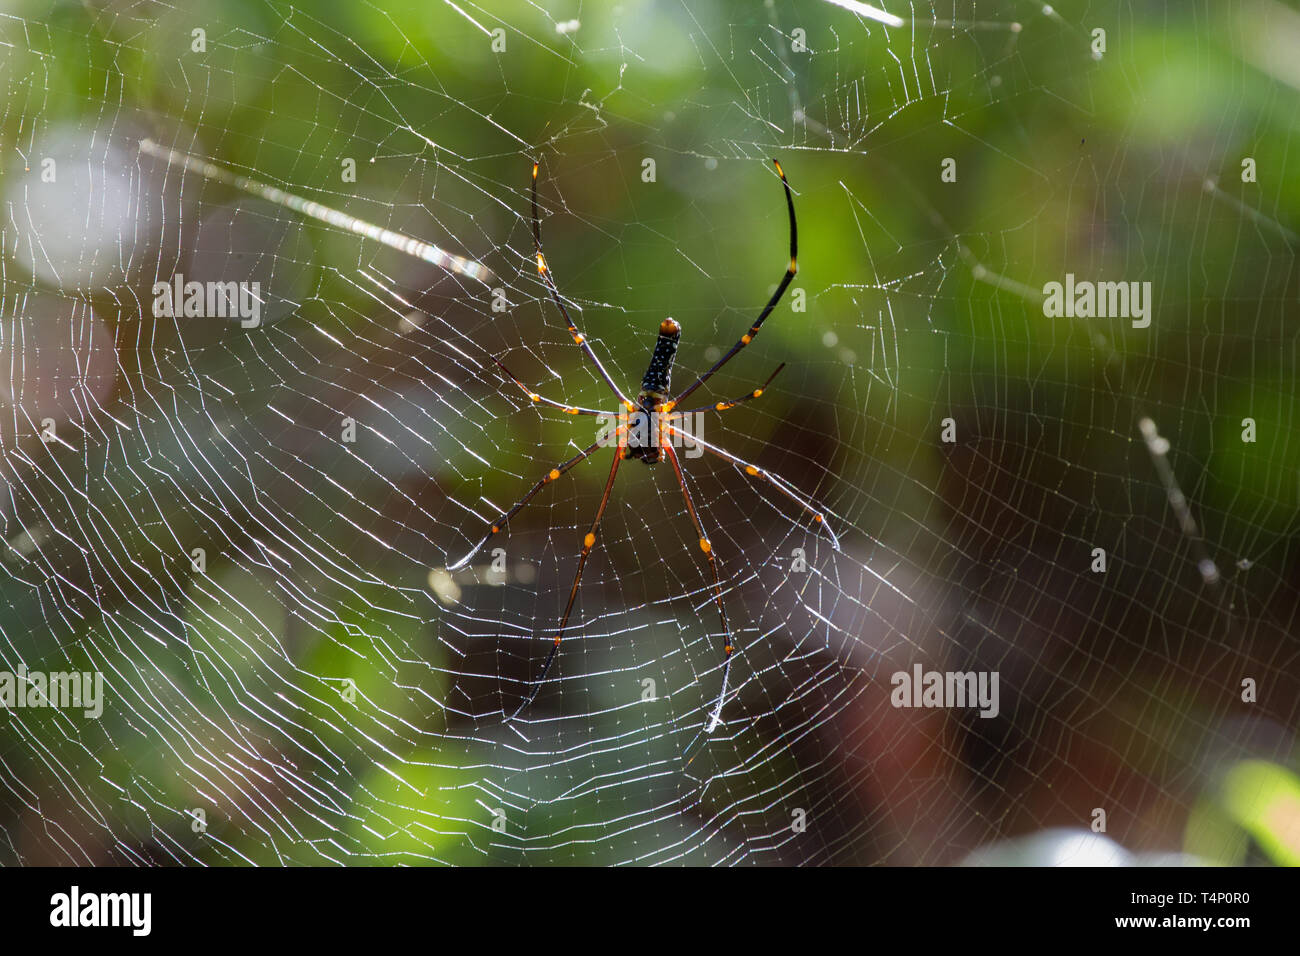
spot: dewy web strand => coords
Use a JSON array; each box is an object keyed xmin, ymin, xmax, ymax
[{"xmin": 138, "ymin": 138, "xmax": 494, "ymax": 285}]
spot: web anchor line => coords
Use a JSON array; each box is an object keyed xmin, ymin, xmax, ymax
[{"xmin": 138, "ymin": 138, "xmax": 494, "ymax": 285}]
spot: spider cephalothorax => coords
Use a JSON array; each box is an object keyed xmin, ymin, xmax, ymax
[{"xmin": 448, "ymin": 158, "xmax": 839, "ymax": 735}]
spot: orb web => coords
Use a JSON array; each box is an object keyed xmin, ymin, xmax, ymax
[{"xmin": 0, "ymin": 0, "xmax": 1296, "ymax": 866}]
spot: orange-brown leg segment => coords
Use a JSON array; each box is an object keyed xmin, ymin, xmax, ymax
[
  {"xmin": 662, "ymin": 443, "xmax": 734, "ymax": 733},
  {"xmin": 664, "ymin": 424, "xmax": 841, "ymax": 552},
  {"xmin": 677, "ymin": 363, "xmax": 786, "ymax": 415},
  {"xmin": 492, "ymin": 356, "xmax": 607, "ymax": 416},
  {"xmin": 509, "ymin": 445, "xmax": 624, "ymax": 719}
]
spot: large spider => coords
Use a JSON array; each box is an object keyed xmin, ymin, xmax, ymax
[{"xmin": 448, "ymin": 158, "xmax": 840, "ymax": 732}]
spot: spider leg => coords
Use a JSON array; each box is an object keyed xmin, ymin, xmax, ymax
[
  {"xmin": 446, "ymin": 432, "xmax": 620, "ymax": 572},
  {"xmin": 670, "ymin": 159, "xmax": 796, "ymax": 409},
  {"xmin": 509, "ymin": 445, "xmax": 624, "ymax": 720},
  {"xmin": 676, "ymin": 363, "xmax": 786, "ymax": 415},
  {"xmin": 531, "ymin": 161, "xmax": 635, "ymax": 410},
  {"xmin": 662, "ymin": 443, "xmax": 734, "ymax": 734},
  {"xmin": 493, "ymin": 357, "xmax": 607, "ymax": 416},
  {"xmin": 663, "ymin": 424, "xmax": 841, "ymax": 551}
]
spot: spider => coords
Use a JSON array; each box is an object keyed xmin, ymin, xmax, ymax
[{"xmin": 447, "ymin": 158, "xmax": 840, "ymax": 732}]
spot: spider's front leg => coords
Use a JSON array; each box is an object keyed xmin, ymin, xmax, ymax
[
  {"xmin": 530, "ymin": 160, "xmax": 633, "ymax": 408},
  {"xmin": 671, "ymin": 158, "xmax": 797, "ymax": 408}
]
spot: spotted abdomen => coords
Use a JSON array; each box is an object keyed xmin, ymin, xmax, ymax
[{"xmin": 639, "ymin": 318, "xmax": 681, "ymax": 398}]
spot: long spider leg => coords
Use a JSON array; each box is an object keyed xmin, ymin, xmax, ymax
[
  {"xmin": 663, "ymin": 424, "xmax": 841, "ymax": 551},
  {"xmin": 493, "ymin": 357, "xmax": 607, "ymax": 416},
  {"xmin": 662, "ymin": 443, "xmax": 734, "ymax": 734},
  {"xmin": 446, "ymin": 433, "xmax": 617, "ymax": 572},
  {"xmin": 677, "ymin": 363, "xmax": 786, "ymax": 415},
  {"xmin": 670, "ymin": 159, "xmax": 796, "ymax": 408},
  {"xmin": 509, "ymin": 445, "xmax": 624, "ymax": 720},
  {"xmin": 530, "ymin": 161, "xmax": 635, "ymax": 409}
]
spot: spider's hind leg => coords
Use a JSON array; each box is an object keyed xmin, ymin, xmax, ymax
[
  {"xmin": 508, "ymin": 445, "xmax": 624, "ymax": 720},
  {"xmin": 445, "ymin": 436, "xmax": 607, "ymax": 572},
  {"xmin": 661, "ymin": 443, "xmax": 736, "ymax": 734},
  {"xmin": 663, "ymin": 424, "xmax": 841, "ymax": 551}
]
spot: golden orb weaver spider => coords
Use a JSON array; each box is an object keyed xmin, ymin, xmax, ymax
[{"xmin": 447, "ymin": 158, "xmax": 840, "ymax": 732}]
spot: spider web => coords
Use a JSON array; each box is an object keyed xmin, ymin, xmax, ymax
[{"xmin": 1, "ymin": 0, "xmax": 1297, "ymax": 866}]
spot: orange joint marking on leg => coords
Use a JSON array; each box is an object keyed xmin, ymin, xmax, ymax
[
  {"xmin": 745, "ymin": 465, "xmax": 759, "ymax": 475},
  {"xmin": 573, "ymin": 334, "xmax": 585, "ymax": 344},
  {"xmin": 814, "ymin": 514, "xmax": 824, "ymax": 523},
  {"xmin": 529, "ymin": 392, "xmax": 540, "ymax": 402},
  {"xmin": 789, "ymin": 258, "xmax": 798, "ymax": 273},
  {"xmin": 724, "ymin": 644, "xmax": 734, "ymax": 654},
  {"xmin": 741, "ymin": 334, "xmax": 752, "ymax": 345},
  {"xmin": 548, "ymin": 469, "xmax": 560, "ymax": 481},
  {"xmin": 699, "ymin": 538, "xmax": 711, "ymax": 553},
  {"xmin": 533, "ymin": 162, "xmax": 540, "ymax": 179},
  {"xmin": 565, "ymin": 407, "xmax": 579, "ymax": 414},
  {"xmin": 536, "ymin": 253, "xmax": 547, "ymax": 273},
  {"xmin": 553, "ymin": 635, "xmax": 562, "ymax": 646},
  {"xmin": 583, "ymin": 532, "xmax": 596, "ymax": 548},
  {"xmin": 752, "ymin": 389, "xmax": 763, "ymax": 398},
  {"xmin": 716, "ymin": 402, "xmax": 728, "ymax": 411},
  {"xmin": 773, "ymin": 159, "xmax": 785, "ymax": 177},
  {"xmin": 491, "ymin": 525, "xmax": 500, "ymax": 534}
]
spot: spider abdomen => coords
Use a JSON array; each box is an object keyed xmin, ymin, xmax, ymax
[{"xmin": 639, "ymin": 317, "xmax": 681, "ymax": 397}]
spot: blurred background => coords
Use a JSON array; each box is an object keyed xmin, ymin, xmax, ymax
[{"xmin": 0, "ymin": 0, "xmax": 1297, "ymax": 865}]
